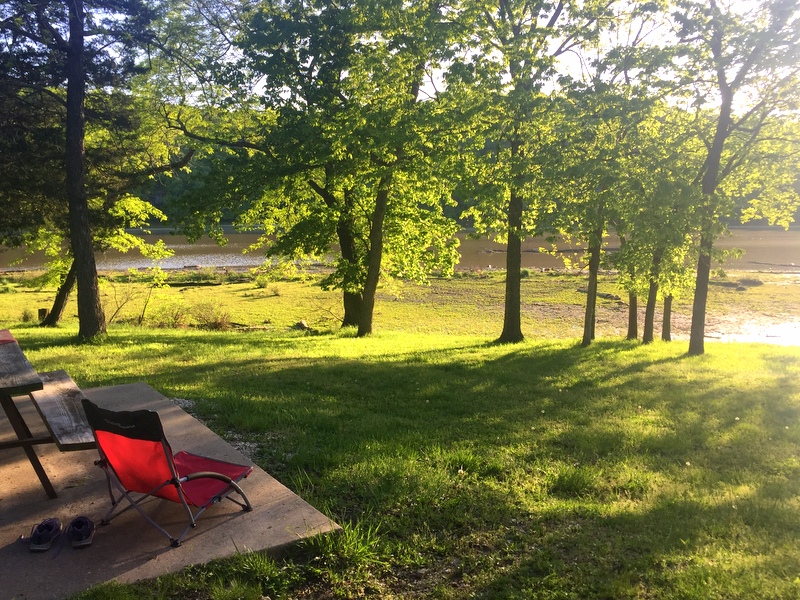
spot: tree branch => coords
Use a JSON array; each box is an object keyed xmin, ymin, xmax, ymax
[
  {"xmin": 307, "ymin": 178, "xmax": 337, "ymax": 208},
  {"xmin": 545, "ymin": 0, "xmax": 564, "ymax": 29},
  {"xmin": 0, "ymin": 76, "xmax": 68, "ymax": 107},
  {"xmin": 34, "ymin": 3, "xmax": 68, "ymax": 50},
  {"xmin": 167, "ymin": 114, "xmax": 266, "ymax": 153},
  {"xmin": 114, "ymin": 148, "xmax": 196, "ymax": 183},
  {"xmin": 718, "ymin": 111, "xmax": 769, "ymax": 182}
]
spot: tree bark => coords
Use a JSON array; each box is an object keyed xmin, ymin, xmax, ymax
[
  {"xmin": 342, "ymin": 290, "xmax": 362, "ymax": 328},
  {"xmin": 626, "ymin": 292, "xmax": 638, "ymax": 340},
  {"xmin": 642, "ymin": 250, "xmax": 663, "ymax": 344},
  {"xmin": 581, "ymin": 236, "xmax": 601, "ymax": 347},
  {"xmin": 41, "ymin": 261, "xmax": 77, "ymax": 327},
  {"xmin": 689, "ymin": 228, "xmax": 713, "ymax": 355},
  {"xmin": 357, "ymin": 177, "xmax": 390, "ymax": 337},
  {"xmin": 622, "ymin": 237, "xmax": 637, "ymax": 340},
  {"xmin": 661, "ymin": 295, "xmax": 673, "ymax": 342},
  {"xmin": 336, "ymin": 196, "xmax": 363, "ymax": 328},
  {"xmin": 66, "ymin": 0, "xmax": 105, "ymax": 341},
  {"xmin": 498, "ymin": 188, "xmax": 524, "ymax": 343},
  {"xmin": 642, "ymin": 279, "xmax": 659, "ymax": 344}
]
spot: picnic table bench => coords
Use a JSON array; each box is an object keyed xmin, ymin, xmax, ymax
[
  {"xmin": 30, "ymin": 370, "xmax": 95, "ymax": 451},
  {"xmin": 0, "ymin": 330, "xmax": 94, "ymax": 498}
]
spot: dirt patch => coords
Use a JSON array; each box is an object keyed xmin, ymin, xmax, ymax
[
  {"xmin": 683, "ymin": 314, "xmax": 800, "ymax": 345},
  {"xmin": 585, "ymin": 299, "xmax": 800, "ymax": 346}
]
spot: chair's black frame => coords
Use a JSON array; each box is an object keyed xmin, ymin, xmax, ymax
[{"xmin": 82, "ymin": 398, "xmax": 253, "ymax": 547}]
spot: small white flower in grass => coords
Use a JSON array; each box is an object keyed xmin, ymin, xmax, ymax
[
  {"xmin": 787, "ymin": 426, "xmax": 790, "ymax": 429},
  {"xmin": 458, "ymin": 466, "xmax": 465, "ymax": 476},
  {"xmin": 735, "ymin": 417, "xmax": 740, "ymax": 421},
  {"xmin": 685, "ymin": 461, "xmax": 691, "ymax": 466},
  {"xmin": 541, "ymin": 410, "xmax": 545, "ymax": 414}
]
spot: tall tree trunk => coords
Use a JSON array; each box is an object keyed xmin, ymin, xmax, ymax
[
  {"xmin": 661, "ymin": 295, "xmax": 673, "ymax": 341},
  {"xmin": 642, "ymin": 279, "xmax": 659, "ymax": 344},
  {"xmin": 689, "ymin": 88, "xmax": 732, "ymax": 355},
  {"xmin": 66, "ymin": 0, "xmax": 105, "ymax": 341},
  {"xmin": 642, "ymin": 250, "xmax": 663, "ymax": 344},
  {"xmin": 621, "ymin": 237, "xmax": 637, "ymax": 340},
  {"xmin": 582, "ymin": 236, "xmax": 602, "ymax": 347},
  {"xmin": 342, "ymin": 291, "xmax": 362, "ymax": 328},
  {"xmin": 41, "ymin": 261, "xmax": 77, "ymax": 327},
  {"xmin": 309, "ymin": 180, "xmax": 363, "ymax": 327},
  {"xmin": 498, "ymin": 188, "xmax": 524, "ymax": 343},
  {"xmin": 689, "ymin": 228, "xmax": 713, "ymax": 355},
  {"xmin": 337, "ymin": 197, "xmax": 363, "ymax": 328},
  {"xmin": 627, "ymin": 292, "xmax": 638, "ymax": 340},
  {"xmin": 357, "ymin": 178, "xmax": 390, "ymax": 337}
]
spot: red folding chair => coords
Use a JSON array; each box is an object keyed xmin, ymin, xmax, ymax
[{"xmin": 82, "ymin": 399, "xmax": 253, "ymax": 547}]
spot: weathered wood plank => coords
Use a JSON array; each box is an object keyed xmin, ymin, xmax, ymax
[
  {"xmin": 29, "ymin": 370, "xmax": 95, "ymax": 451},
  {"xmin": 0, "ymin": 332, "xmax": 43, "ymax": 397}
]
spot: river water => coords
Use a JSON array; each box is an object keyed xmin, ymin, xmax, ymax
[{"xmin": 1, "ymin": 226, "xmax": 798, "ymax": 273}]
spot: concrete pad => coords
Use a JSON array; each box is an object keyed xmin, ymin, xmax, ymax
[{"xmin": 0, "ymin": 382, "xmax": 339, "ymax": 600}]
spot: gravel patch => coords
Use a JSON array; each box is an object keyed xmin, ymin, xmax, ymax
[{"xmin": 170, "ymin": 397, "xmax": 259, "ymax": 461}]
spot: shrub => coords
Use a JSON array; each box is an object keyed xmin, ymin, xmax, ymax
[
  {"xmin": 254, "ymin": 274, "xmax": 270, "ymax": 289},
  {"xmin": 148, "ymin": 300, "xmax": 189, "ymax": 328},
  {"xmin": 251, "ymin": 259, "xmax": 307, "ymax": 283},
  {"xmin": 182, "ymin": 267, "xmax": 220, "ymax": 284},
  {"xmin": 193, "ymin": 302, "xmax": 232, "ymax": 330}
]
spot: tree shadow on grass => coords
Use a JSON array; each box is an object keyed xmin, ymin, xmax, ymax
[
  {"xmin": 19, "ymin": 329, "xmax": 800, "ymax": 598},
  {"xmin": 466, "ymin": 486, "xmax": 800, "ymax": 599}
]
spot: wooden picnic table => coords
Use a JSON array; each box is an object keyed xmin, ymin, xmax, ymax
[
  {"xmin": 0, "ymin": 330, "xmax": 56, "ymax": 498},
  {"xmin": 0, "ymin": 330, "xmax": 95, "ymax": 499}
]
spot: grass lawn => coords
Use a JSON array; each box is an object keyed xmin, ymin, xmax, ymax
[{"xmin": 2, "ymin": 269, "xmax": 800, "ymax": 598}]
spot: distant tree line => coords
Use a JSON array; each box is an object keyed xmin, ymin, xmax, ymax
[{"xmin": 1, "ymin": 0, "xmax": 798, "ymax": 354}]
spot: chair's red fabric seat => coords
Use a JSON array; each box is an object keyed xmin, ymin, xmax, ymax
[{"xmin": 173, "ymin": 451, "xmax": 253, "ymax": 507}]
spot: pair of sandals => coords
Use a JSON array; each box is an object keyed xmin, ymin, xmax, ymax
[{"xmin": 29, "ymin": 516, "xmax": 94, "ymax": 552}]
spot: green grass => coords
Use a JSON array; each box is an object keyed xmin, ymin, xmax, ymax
[
  {"xmin": 4, "ymin": 268, "xmax": 797, "ymax": 339},
  {"xmin": 2, "ymin": 271, "xmax": 800, "ymax": 598}
]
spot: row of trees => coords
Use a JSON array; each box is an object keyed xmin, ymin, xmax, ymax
[{"xmin": 2, "ymin": 0, "xmax": 799, "ymax": 354}]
